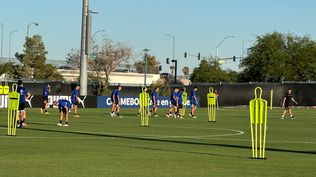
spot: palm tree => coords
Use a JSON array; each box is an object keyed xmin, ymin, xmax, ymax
[
  {"xmin": 169, "ymin": 65, "xmax": 175, "ymax": 75},
  {"xmin": 182, "ymin": 66, "xmax": 190, "ymax": 79}
]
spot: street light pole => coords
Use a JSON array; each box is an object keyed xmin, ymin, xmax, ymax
[
  {"xmin": 0, "ymin": 23, "xmax": 3, "ymax": 59},
  {"xmin": 26, "ymin": 22, "xmax": 39, "ymax": 38},
  {"xmin": 164, "ymin": 34, "xmax": 176, "ymax": 75},
  {"xmin": 216, "ymin": 35, "xmax": 234, "ymax": 59},
  {"xmin": 92, "ymin": 30, "xmax": 106, "ymax": 42},
  {"xmin": 143, "ymin": 48, "xmax": 150, "ymax": 86},
  {"xmin": 9, "ymin": 30, "xmax": 18, "ymax": 59}
]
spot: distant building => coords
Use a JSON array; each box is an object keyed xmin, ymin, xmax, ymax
[{"xmin": 57, "ymin": 69, "xmax": 160, "ymax": 86}]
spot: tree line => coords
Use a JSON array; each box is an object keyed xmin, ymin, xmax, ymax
[
  {"xmin": 1, "ymin": 31, "xmax": 315, "ymax": 91},
  {"xmin": 191, "ymin": 32, "xmax": 316, "ymax": 82}
]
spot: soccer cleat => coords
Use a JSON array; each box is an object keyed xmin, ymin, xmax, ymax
[
  {"xmin": 154, "ymin": 114, "xmax": 159, "ymax": 118},
  {"xmin": 117, "ymin": 115, "xmax": 123, "ymax": 118},
  {"xmin": 189, "ymin": 113, "xmax": 193, "ymax": 117},
  {"xmin": 179, "ymin": 116, "xmax": 184, "ymax": 119},
  {"xmin": 110, "ymin": 112, "xmax": 114, "ymax": 117},
  {"xmin": 22, "ymin": 123, "xmax": 28, "ymax": 127},
  {"xmin": 44, "ymin": 112, "xmax": 50, "ymax": 115},
  {"xmin": 74, "ymin": 114, "xmax": 79, "ymax": 118},
  {"xmin": 291, "ymin": 116, "xmax": 295, "ymax": 119},
  {"xmin": 281, "ymin": 117, "xmax": 285, "ymax": 120},
  {"xmin": 40, "ymin": 108, "xmax": 43, "ymax": 114},
  {"xmin": 63, "ymin": 124, "xmax": 69, "ymax": 127},
  {"xmin": 166, "ymin": 114, "xmax": 170, "ymax": 118},
  {"xmin": 57, "ymin": 123, "xmax": 63, "ymax": 127},
  {"xmin": 192, "ymin": 115, "xmax": 197, "ymax": 119}
]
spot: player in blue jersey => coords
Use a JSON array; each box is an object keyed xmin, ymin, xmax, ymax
[
  {"xmin": 176, "ymin": 88, "xmax": 184, "ymax": 119},
  {"xmin": 166, "ymin": 87, "xmax": 179, "ymax": 118},
  {"xmin": 54, "ymin": 99, "xmax": 72, "ymax": 127},
  {"xmin": 17, "ymin": 80, "xmax": 31, "ymax": 128},
  {"xmin": 151, "ymin": 87, "xmax": 160, "ymax": 117},
  {"xmin": 41, "ymin": 84, "xmax": 51, "ymax": 114},
  {"xmin": 110, "ymin": 85, "xmax": 122, "ymax": 118},
  {"xmin": 189, "ymin": 87, "xmax": 198, "ymax": 118},
  {"xmin": 71, "ymin": 85, "xmax": 80, "ymax": 118}
]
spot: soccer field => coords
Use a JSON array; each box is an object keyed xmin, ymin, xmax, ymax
[{"xmin": 0, "ymin": 108, "xmax": 315, "ymax": 177}]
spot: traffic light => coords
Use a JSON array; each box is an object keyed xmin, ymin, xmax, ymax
[
  {"xmin": 184, "ymin": 52, "xmax": 188, "ymax": 58},
  {"xmin": 233, "ymin": 56, "xmax": 236, "ymax": 62},
  {"xmin": 166, "ymin": 58, "xmax": 170, "ymax": 64},
  {"xmin": 197, "ymin": 53, "xmax": 201, "ymax": 60}
]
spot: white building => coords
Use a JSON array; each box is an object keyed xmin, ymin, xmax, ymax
[{"xmin": 58, "ymin": 69, "xmax": 160, "ymax": 86}]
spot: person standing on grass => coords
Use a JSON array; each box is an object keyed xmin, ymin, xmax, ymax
[
  {"xmin": 17, "ymin": 80, "xmax": 30, "ymax": 128},
  {"xmin": 281, "ymin": 89, "xmax": 298, "ymax": 119},
  {"xmin": 177, "ymin": 88, "xmax": 184, "ymax": 119},
  {"xmin": 110, "ymin": 85, "xmax": 122, "ymax": 118},
  {"xmin": 71, "ymin": 85, "xmax": 80, "ymax": 118},
  {"xmin": 151, "ymin": 87, "xmax": 160, "ymax": 117},
  {"xmin": 215, "ymin": 89, "xmax": 219, "ymax": 110},
  {"xmin": 166, "ymin": 87, "xmax": 179, "ymax": 118},
  {"xmin": 41, "ymin": 84, "xmax": 51, "ymax": 114},
  {"xmin": 54, "ymin": 99, "xmax": 72, "ymax": 127},
  {"xmin": 189, "ymin": 86, "xmax": 198, "ymax": 118}
]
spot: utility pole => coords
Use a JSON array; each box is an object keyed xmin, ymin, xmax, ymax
[
  {"xmin": 143, "ymin": 48, "xmax": 150, "ymax": 86},
  {"xmin": 0, "ymin": 23, "xmax": 3, "ymax": 59},
  {"xmin": 80, "ymin": 0, "xmax": 89, "ymax": 96}
]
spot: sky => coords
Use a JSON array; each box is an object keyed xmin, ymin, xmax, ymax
[{"xmin": 1, "ymin": 0, "xmax": 316, "ymax": 73}]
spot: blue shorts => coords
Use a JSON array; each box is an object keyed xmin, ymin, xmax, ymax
[{"xmin": 191, "ymin": 101, "xmax": 196, "ymax": 106}]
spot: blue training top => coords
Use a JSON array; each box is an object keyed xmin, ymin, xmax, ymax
[
  {"xmin": 59, "ymin": 99, "xmax": 72, "ymax": 109},
  {"xmin": 152, "ymin": 91, "xmax": 158, "ymax": 103},
  {"xmin": 71, "ymin": 89, "xmax": 79, "ymax": 102},
  {"xmin": 17, "ymin": 86, "xmax": 28, "ymax": 104},
  {"xmin": 177, "ymin": 91, "xmax": 183, "ymax": 104},
  {"xmin": 43, "ymin": 86, "xmax": 49, "ymax": 97},
  {"xmin": 190, "ymin": 90, "xmax": 196, "ymax": 103},
  {"xmin": 171, "ymin": 91, "xmax": 178, "ymax": 103}
]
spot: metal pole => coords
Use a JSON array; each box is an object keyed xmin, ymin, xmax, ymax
[
  {"xmin": 164, "ymin": 34, "xmax": 176, "ymax": 76},
  {"xmin": 9, "ymin": 30, "xmax": 17, "ymax": 59},
  {"xmin": 80, "ymin": 0, "xmax": 89, "ymax": 96},
  {"xmin": 0, "ymin": 23, "xmax": 3, "ymax": 59},
  {"xmin": 216, "ymin": 35, "xmax": 234, "ymax": 59},
  {"xmin": 143, "ymin": 48, "xmax": 149, "ymax": 86},
  {"xmin": 92, "ymin": 30, "xmax": 106, "ymax": 42},
  {"xmin": 174, "ymin": 60, "xmax": 177, "ymax": 84},
  {"xmin": 26, "ymin": 22, "xmax": 39, "ymax": 38}
]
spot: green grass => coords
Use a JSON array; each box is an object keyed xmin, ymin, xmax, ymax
[{"xmin": 0, "ymin": 107, "xmax": 315, "ymax": 177}]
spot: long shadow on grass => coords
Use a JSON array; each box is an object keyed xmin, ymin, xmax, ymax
[
  {"xmin": 130, "ymin": 146, "xmax": 248, "ymax": 159},
  {"xmin": 22, "ymin": 127, "xmax": 316, "ymax": 156}
]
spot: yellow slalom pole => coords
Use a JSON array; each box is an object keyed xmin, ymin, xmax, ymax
[
  {"xmin": 270, "ymin": 90, "xmax": 273, "ymax": 110},
  {"xmin": 249, "ymin": 100, "xmax": 255, "ymax": 158},
  {"xmin": 263, "ymin": 100, "xmax": 268, "ymax": 158}
]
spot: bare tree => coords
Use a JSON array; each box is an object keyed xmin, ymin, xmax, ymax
[
  {"xmin": 66, "ymin": 49, "xmax": 80, "ymax": 69},
  {"xmin": 88, "ymin": 39, "xmax": 132, "ymax": 94}
]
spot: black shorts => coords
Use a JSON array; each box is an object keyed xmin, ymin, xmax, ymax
[
  {"xmin": 112, "ymin": 100, "xmax": 119, "ymax": 105},
  {"xmin": 19, "ymin": 103, "xmax": 26, "ymax": 111},
  {"xmin": 284, "ymin": 104, "xmax": 291, "ymax": 110},
  {"xmin": 72, "ymin": 101, "xmax": 78, "ymax": 106},
  {"xmin": 59, "ymin": 107, "xmax": 67, "ymax": 114},
  {"xmin": 178, "ymin": 104, "xmax": 183, "ymax": 109},
  {"xmin": 43, "ymin": 96, "xmax": 48, "ymax": 102}
]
